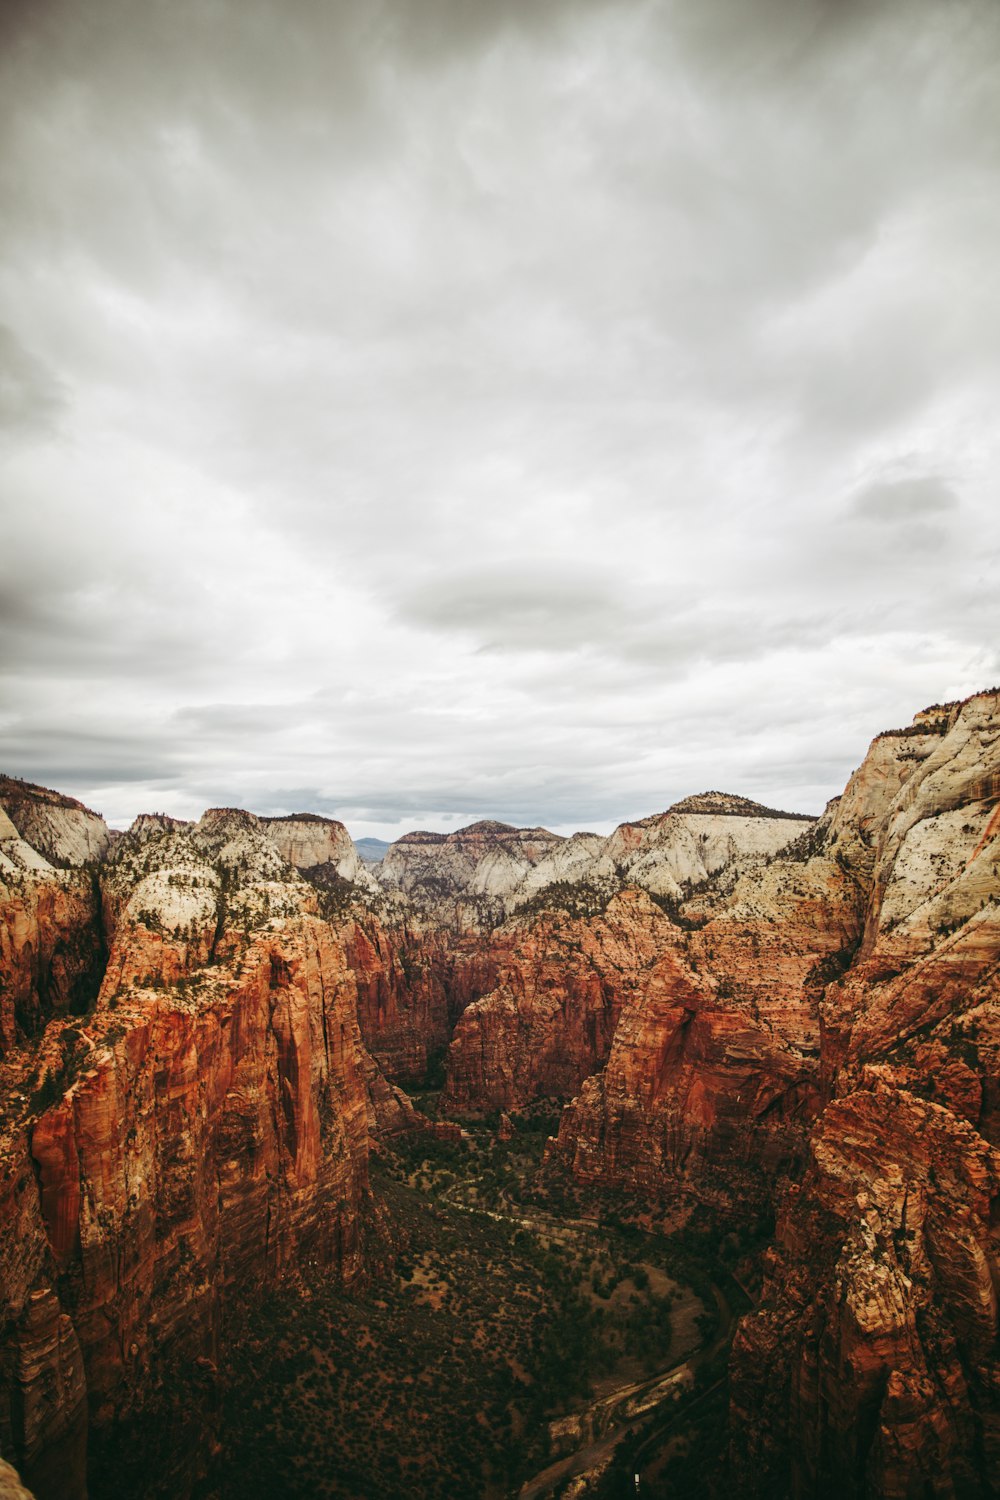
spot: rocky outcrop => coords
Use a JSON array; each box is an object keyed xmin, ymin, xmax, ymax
[
  {"xmin": 440, "ymin": 889, "xmax": 674, "ymax": 1115},
  {"xmin": 0, "ymin": 778, "xmax": 109, "ymax": 869},
  {"xmin": 0, "ymin": 816, "xmax": 104, "ymax": 1056},
  {"xmin": 727, "ymin": 690, "xmax": 1000, "ymax": 1496},
  {"xmin": 0, "ymin": 807, "xmax": 382, "ymax": 1499},
  {"xmin": 730, "ymin": 1088, "xmax": 1000, "ymax": 1497},
  {"xmin": 261, "ymin": 812, "xmax": 370, "ymax": 887}
]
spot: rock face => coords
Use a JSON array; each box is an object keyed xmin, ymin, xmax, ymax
[
  {"xmin": 346, "ymin": 918, "xmax": 497, "ymax": 1084},
  {"xmin": 0, "ymin": 807, "xmax": 382, "ymax": 1500},
  {"xmin": 0, "ymin": 805, "xmax": 105, "ymax": 1056},
  {"xmin": 378, "ymin": 820, "xmax": 566, "ymax": 925},
  {"xmin": 727, "ymin": 691, "xmax": 1000, "ymax": 1497},
  {"xmin": 540, "ymin": 796, "xmax": 857, "ymax": 1206},
  {"xmin": 376, "ymin": 798, "xmax": 810, "ymax": 926},
  {"xmin": 261, "ymin": 812, "xmax": 370, "ymax": 886},
  {"xmin": 0, "ymin": 777, "xmax": 110, "ymax": 869},
  {"xmin": 440, "ymin": 889, "xmax": 675, "ymax": 1115}
]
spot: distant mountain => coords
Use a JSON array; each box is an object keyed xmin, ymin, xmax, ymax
[{"xmin": 354, "ymin": 835, "xmax": 391, "ymax": 865}]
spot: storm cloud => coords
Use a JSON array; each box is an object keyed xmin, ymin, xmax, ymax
[{"xmin": 1, "ymin": 0, "xmax": 999, "ymax": 838}]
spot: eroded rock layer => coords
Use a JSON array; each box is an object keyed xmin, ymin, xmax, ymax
[
  {"xmin": 0, "ymin": 806, "xmax": 383, "ymax": 1500},
  {"xmin": 440, "ymin": 889, "xmax": 675, "ymax": 1115},
  {"xmin": 1, "ymin": 689, "xmax": 997, "ymax": 1499},
  {"xmin": 726, "ymin": 691, "xmax": 1000, "ymax": 1497}
]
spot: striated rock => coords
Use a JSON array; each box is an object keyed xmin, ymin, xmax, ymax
[
  {"xmin": 261, "ymin": 812, "xmax": 371, "ymax": 887},
  {"xmin": 344, "ymin": 916, "xmax": 501, "ymax": 1083},
  {"xmin": 551, "ymin": 938, "xmax": 823, "ymax": 1207},
  {"xmin": 0, "ymin": 774, "xmax": 109, "ymax": 870},
  {"xmin": 0, "ymin": 805, "xmax": 382, "ymax": 1498},
  {"xmin": 0, "ymin": 820, "xmax": 104, "ymax": 1056},
  {"xmin": 730, "ymin": 1088, "xmax": 1000, "ymax": 1497},
  {"xmin": 0, "ymin": 777, "xmax": 109, "ymax": 869},
  {"xmin": 548, "ymin": 806, "xmax": 859, "ymax": 1204},
  {"xmin": 440, "ymin": 889, "xmax": 674, "ymax": 1115},
  {"xmin": 726, "ymin": 691, "xmax": 1000, "ymax": 1497}
]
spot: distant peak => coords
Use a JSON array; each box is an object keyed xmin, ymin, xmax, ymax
[
  {"xmin": 446, "ymin": 820, "xmax": 562, "ymax": 845},
  {"xmin": 450, "ymin": 820, "xmax": 518, "ymax": 837},
  {"xmin": 665, "ymin": 791, "xmax": 815, "ymax": 821},
  {"xmin": 263, "ymin": 812, "xmax": 347, "ymax": 831},
  {"xmin": 0, "ymin": 774, "xmax": 101, "ymax": 817}
]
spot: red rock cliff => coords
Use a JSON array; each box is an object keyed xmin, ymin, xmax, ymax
[
  {"xmin": 0, "ymin": 808, "xmax": 382, "ymax": 1500},
  {"xmin": 729, "ymin": 691, "xmax": 1000, "ymax": 1497}
]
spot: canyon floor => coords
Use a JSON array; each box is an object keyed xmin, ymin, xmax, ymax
[{"xmin": 89, "ymin": 1106, "xmax": 743, "ymax": 1500}]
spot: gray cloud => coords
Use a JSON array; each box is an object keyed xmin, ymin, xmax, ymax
[
  {"xmin": 1, "ymin": 0, "xmax": 998, "ymax": 837},
  {"xmin": 0, "ymin": 326, "xmax": 65, "ymax": 435},
  {"xmin": 850, "ymin": 475, "xmax": 959, "ymax": 524}
]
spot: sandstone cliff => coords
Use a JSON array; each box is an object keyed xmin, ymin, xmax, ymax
[
  {"xmin": 440, "ymin": 888, "xmax": 674, "ymax": 1115},
  {"xmin": 542, "ymin": 793, "xmax": 858, "ymax": 1206},
  {"xmin": 376, "ymin": 796, "xmax": 811, "ymax": 926},
  {"xmin": 0, "ymin": 807, "xmax": 382, "ymax": 1500},
  {"xmin": 0, "ymin": 800, "xmax": 105, "ymax": 1056},
  {"xmin": 0, "ymin": 777, "xmax": 110, "ymax": 869},
  {"xmin": 727, "ymin": 691, "xmax": 1000, "ymax": 1497}
]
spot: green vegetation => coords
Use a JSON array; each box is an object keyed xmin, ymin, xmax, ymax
[
  {"xmin": 28, "ymin": 1024, "xmax": 89, "ymax": 1111},
  {"xmin": 516, "ymin": 878, "xmax": 620, "ymax": 921},
  {"xmin": 195, "ymin": 1126, "xmax": 708, "ymax": 1500}
]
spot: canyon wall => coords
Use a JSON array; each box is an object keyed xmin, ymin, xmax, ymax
[
  {"xmin": 726, "ymin": 693, "xmax": 1000, "ymax": 1496},
  {"xmin": 440, "ymin": 888, "xmax": 674, "ymax": 1115},
  {"xmin": 0, "ymin": 801, "xmax": 385, "ymax": 1500},
  {"xmin": 2, "ymin": 689, "xmax": 997, "ymax": 1498}
]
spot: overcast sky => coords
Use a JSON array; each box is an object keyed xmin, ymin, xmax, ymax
[{"xmin": 1, "ymin": 0, "xmax": 999, "ymax": 840}]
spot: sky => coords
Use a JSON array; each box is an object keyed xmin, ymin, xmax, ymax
[{"xmin": 1, "ymin": 0, "xmax": 999, "ymax": 840}]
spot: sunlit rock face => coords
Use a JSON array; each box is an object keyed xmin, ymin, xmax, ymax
[
  {"xmin": 727, "ymin": 691, "xmax": 1000, "ymax": 1498},
  {"xmin": 261, "ymin": 812, "xmax": 378, "ymax": 890}
]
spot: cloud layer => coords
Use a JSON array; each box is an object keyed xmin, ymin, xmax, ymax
[{"xmin": 2, "ymin": 0, "xmax": 999, "ymax": 836}]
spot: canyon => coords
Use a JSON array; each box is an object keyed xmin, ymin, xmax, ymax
[{"xmin": 0, "ymin": 690, "xmax": 997, "ymax": 1498}]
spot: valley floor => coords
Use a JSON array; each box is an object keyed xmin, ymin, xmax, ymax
[{"xmin": 89, "ymin": 1114, "xmax": 743, "ymax": 1500}]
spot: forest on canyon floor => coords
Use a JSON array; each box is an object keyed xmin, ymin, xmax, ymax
[{"xmin": 89, "ymin": 1104, "xmax": 755, "ymax": 1500}]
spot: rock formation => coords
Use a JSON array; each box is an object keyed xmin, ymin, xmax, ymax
[
  {"xmin": 0, "ymin": 778, "xmax": 110, "ymax": 869},
  {"xmin": 440, "ymin": 888, "xmax": 675, "ymax": 1115},
  {"xmin": 376, "ymin": 798, "xmax": 811, "ymax": 927},
  {"xmin": 0, "ymin": 797, "xmax": 105, "ymax": 1056},
  {"xmin": 0, "ymin": 806, "xmax": 384, "ymax": 1499},
  {"xmin": 726, "ymin": 692, "xmax": 1000, "ymax": 1496},
  {"xmin": 1, "ymin": 689, "xmax": 997, "ymax": 1498}
]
